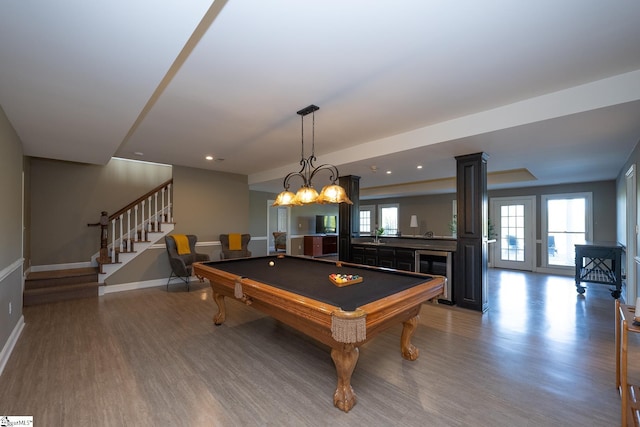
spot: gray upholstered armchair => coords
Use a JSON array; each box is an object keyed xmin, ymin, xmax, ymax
[
  {"xmin": 220, "ymin": 234, "xmax": 252, "ymax": 259},
  {"xmin": 273, "ymin": 232, "xmax": 286, "ymax": 251},
  {"xmin": 165, "ymin": 234, "xmax": 210, "ymax": 290}
]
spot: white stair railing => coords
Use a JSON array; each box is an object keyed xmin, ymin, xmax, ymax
[{"xmin": 98, "ymin": 180, "xmax": 173, "ymax": 264}]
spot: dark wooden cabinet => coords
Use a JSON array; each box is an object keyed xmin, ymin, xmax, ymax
[
  {"xmin": 350, "ymin": 245, "xmax": 415, "ymax": 272},
  {"xmin": 395, "ymin": 249, "xmax": 415, "ymax": 272},
  {"xmin": 363, "ymin": 247, "xmax": 378, "ymax": 266},
  {"xmin": 304, "ymin": 235, "xmax": 338, "ymax": 257},
  {"xmin": 304, "ymin": 236, "xmax": 323, "ymax": 257},
  {"xmin": 323, "ymin": 235, "xmax": 337, "ymax": 254},
  {"xmin": 377, "ymin": 247, "xmax": 396, "ymax": 268},
  {"xmin": 338, "ymin": 175, "xmax": 360, "ymax": 262},
  {"xmin": 351, "ymin": 245, "xmax": 364, "ymax": 264}
]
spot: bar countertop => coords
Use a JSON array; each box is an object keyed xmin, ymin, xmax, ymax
[{"xmin": 351, "ymin": 236, "xmax": 457, "ymax": 252}]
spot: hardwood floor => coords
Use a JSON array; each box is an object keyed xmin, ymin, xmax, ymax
[{"xmin": 0, "ymin": 269, "xmax": 627, "ymax": 426}]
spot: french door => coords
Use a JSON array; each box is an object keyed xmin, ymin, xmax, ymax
[
  {"xmin": 491, "ymin": 196, "xmax": 535, "ymax": 271},
  {"xmin": 542, "ymin": 192, "xmax": 592, "ymax": 270}
]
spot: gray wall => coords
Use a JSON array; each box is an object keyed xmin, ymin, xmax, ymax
[
  {"xmin": 363, "ymin": 181, "xmax": 617, "ymax": 241},
  {"xmin": 28, "ymin": 159, "xmax": 253, "ymax": 285},
  {"xmin": 29, "ymin": 157, "xmax": 172, "ymax": 266},
  {"xmin": 489, "ymin": 180, "xmax": 617, "ymax": 242},
  {"xmin": 364, "ymin": 180, "xmax": 617, "ymax": 269},
  {"xmin": 0, "ymin": 105, "xmax": 24, "ymax": 355},
  {"xmin": 105, "ymin": 165, "xmax": 252, "ymax": 284},
  {"xmin": 363, "ymin": 193, "xmax": 457, "ymax": 237}
]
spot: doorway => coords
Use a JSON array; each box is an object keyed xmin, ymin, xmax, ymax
[
  {"xmin": 541, "ymin": 192, "xmax": 592, "ymax": 272},
  {"xmin": 267, "ymin": 201, "xmax": 289, "ymax": 255},
  {"xmin": 491, "ymin": 196, "xmax": 535, "ymax": 271}
]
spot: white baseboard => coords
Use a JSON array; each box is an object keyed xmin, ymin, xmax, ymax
[
  {"xmin": 534, "ymin": 266, "xmax": 573, "ymax": 276},
  {"xmin": 99, "ymin": 277, "xmax": 199, "ymax": 295},
  {"xmin": 0, "ymin": 315, "xmax": 25, "ymax": 377}
]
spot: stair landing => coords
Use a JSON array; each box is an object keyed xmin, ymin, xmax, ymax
[{"xmin": 24, "ymin": 267, "xmax": 99, "ymax": 306}]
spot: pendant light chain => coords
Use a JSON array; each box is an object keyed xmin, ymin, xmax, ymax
[
  {"xmin": 300, "ymin": 112, "xmax": 305, "ymax": 160},
  {"xmin": 311, "ymin": 109, "xmax": 315, "ymax": 158}
]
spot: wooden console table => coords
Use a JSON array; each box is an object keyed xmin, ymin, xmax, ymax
[
  {"xmin": 615, "ymin": 300, "xmax": 640, "ymax": 426},
  {"xmin": 575, "ymin": 241, "xmax": 623, "ymax": 299}
]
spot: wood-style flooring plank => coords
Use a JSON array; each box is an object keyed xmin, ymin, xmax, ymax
[{"xmin": 0, "ymin": 270, "xmax": 623, "ymax": 426}]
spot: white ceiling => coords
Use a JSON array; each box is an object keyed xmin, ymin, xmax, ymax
[{"xmin": 1, "ymin": 0, "xmax": 640, "ymax": 199}]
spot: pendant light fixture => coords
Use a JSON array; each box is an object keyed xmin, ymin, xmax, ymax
[{"xmin": 272, "ymin": 105, "xmax": 353, "ymax": 207}]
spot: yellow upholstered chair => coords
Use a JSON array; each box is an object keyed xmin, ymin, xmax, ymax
[
  {"xmin": 165, "ymin": 234, "xmax": 210, "ymax": 290},
  {"xmin": 220, "ymin": 233, "xmax": 252, "ymax": 259}
]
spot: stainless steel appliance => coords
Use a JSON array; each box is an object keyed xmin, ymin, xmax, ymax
[{"xmin": 415, "ymin": 249, "xmax": 453, "ymax": 304}]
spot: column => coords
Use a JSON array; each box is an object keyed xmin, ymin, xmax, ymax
[
  {"xmin": 338, "ymin": 175, "xmax": 360, "ymax": 262},
  {"xmin": 454, "ymin": 152, "xmax": 489, "ymax": 312}
]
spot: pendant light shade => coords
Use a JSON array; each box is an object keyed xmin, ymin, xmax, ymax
[
  {"xmin": 294, "ymin": 186, "xmax": 320, "ymax": 204},
  {"xmin": 317, "ymin": 183, "xmax": 352, "ymax": 204}
]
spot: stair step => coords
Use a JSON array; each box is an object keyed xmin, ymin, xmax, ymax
[
  {"xmin": 24, "ymin": 282, "xmax": 99, "ymax": 306},
  {"xmin": 25, "ymin": 267, "xmax": 99, "ymax": 290}
]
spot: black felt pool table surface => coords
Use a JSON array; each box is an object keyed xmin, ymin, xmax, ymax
[{"xmin": 200, "ymin": 255, "xmax": 434, "ymax": 311}]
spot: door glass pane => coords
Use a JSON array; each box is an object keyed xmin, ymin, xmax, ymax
[
  {"xmin": 500, "ymin": 204, "xmax": 525, "ymax": 261},
  {"xmin": 547, "ymin": 198, "xmax": 586, "ymax": 266}
]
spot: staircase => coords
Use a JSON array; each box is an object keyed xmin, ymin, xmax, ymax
[
  {"xmin": 98, "ymin": 220, "xmax": 174, "ymax": 282},
  {"xmin": 24, "ymin": 180, "xmax": 174, "ymax": 306}
]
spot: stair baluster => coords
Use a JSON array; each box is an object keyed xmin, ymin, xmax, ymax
[{"xmin": 88, "ymin": 179, "xmax": 173, "ymax": 282}]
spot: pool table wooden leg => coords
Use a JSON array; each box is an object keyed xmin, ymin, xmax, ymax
[
  {"xmin": 331, "ymin": 343, "xmax": 359, "ymax": 412},
  {"xmin": 400, "ymin": 315, "xmax": 420, "ymax": 361},
  {"xmin": 212, "ymin": 291, "xmax": 226, "ymax": 325}
]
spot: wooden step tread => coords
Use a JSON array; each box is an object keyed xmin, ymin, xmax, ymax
[
  {"xmin": 25, "ymin": 267, "xmax": 99, "ymax": 290},
  {"xmin": 26, "ymin": 267, "xmax": 98, "ymax": 281},
  {"xmin": 24, "ymin": 281, "xmax": 99, "ymax": 296}
]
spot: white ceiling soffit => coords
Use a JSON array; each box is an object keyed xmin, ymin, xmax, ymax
[{"xmin": 0, "ymin": 0, "xmax": 216, "ymax": 165}]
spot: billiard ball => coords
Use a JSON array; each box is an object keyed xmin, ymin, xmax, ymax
[{"xmin": 268, "ymin": 261, "xmax": 275, "ymax": 266}]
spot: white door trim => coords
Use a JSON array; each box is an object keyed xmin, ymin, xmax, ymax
[{"xmin": 490, "ymin": 196, "xmax": 536, "ymax": 271}]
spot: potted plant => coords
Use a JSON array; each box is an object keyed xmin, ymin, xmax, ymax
[
  {"xmin": 448, "ymin": 215, "xmax": 457, "ymax": 237},
  {"xmin": 374, "ymin": 226, "xmax": 385, "ymax": 243}
]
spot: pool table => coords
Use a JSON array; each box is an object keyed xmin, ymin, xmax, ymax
[{"xmin": 193, "ymin": 255, "xmax": 444, "ymax": 412}]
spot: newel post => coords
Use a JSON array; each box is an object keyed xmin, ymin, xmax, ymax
[{"xmin": 88, "ymin": 211, "xmax": 110, "ymax": 264}]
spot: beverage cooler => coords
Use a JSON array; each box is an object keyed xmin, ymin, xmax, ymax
[{"xmin": 415, "ymin": 249, "xmax": 454, "ymax": 305}]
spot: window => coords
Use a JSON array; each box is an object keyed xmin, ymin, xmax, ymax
[
  {"xmin": 542, "ymin": 192, "xmax": 592, "ymax": 268},
  {"xmin": 359, "ymin": 205, "xmax": 375, "ymax": 234},
  {"xmin": 378, "ymin": 203, "xmax": 399, "ymax": 236}
]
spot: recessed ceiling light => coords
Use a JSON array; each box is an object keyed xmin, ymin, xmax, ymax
[
  {"xmin": 205, "ymin": 155, "xmax": 214, "ymax": 161},
  {"xmin": 417, "ymin": 165, "xmax": 423, "ymax": 169},
  {"xmin": 386, "ymin": 170, "xmax": 392, "ymax": 174}
]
